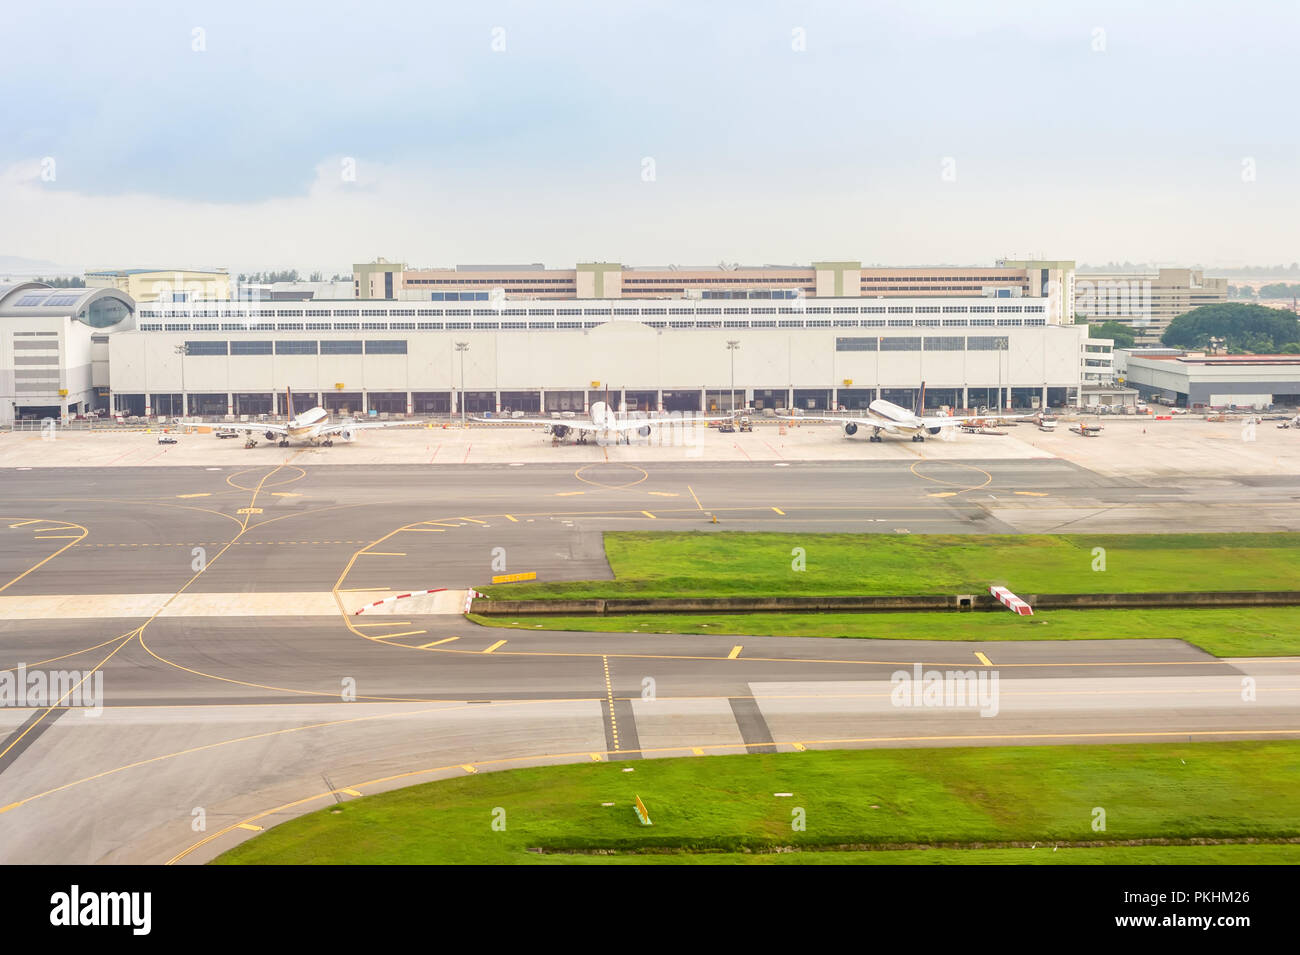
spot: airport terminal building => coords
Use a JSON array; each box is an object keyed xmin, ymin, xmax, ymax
[{"xmin": 2, "ymin": 282, "xmax": 1106, "ymax": 424}]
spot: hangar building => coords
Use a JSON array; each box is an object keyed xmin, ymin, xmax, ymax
[{"xmin": 102, "ymin": 295, "xmax": 1094, "ymax": 419}]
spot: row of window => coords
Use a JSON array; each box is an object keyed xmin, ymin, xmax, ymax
[
  {"xmin": 142, "ymin": 316, "xmax": 1044, "ymax": 333},
  {"xmin": 835, "ymin": 335, "xmax": 1011, "ymax": 352},
  {"xmin": 142, "ymin": 303, "xmax": 1045, "ymax": 321},
  {"xmin": 184, "ymin": 340, "xmax": 408, "ymax": 356}
]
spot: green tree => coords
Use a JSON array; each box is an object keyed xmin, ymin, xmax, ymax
[
  {"xmin": 1162, "ymin": 303, "xmax": 1300, "ymax": 353},
  {"xmin": 1087, "ymin": 321, "xmax": 1137, "ymax": 348}
]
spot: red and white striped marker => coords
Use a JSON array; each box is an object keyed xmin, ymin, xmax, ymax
[
  {"xmin": 354, "ymin": 588, "xmax": 447, "ymax": 615},
  {"xmin": 988, "ymin": 585, "xmax": 1033, "ymax": 616}
]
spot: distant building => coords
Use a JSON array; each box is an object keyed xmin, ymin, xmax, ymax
[
  {"xmin": 85, "ymin": 268, "xmax": 230, "ymax": 303},
  {"xmin": 0, "ymin": 282, "xmax": 136, "ymax": 425},
  {"xmin": 1075, "ymin": 268, "xmax": 1227, "ymax": 344},
  {"xmin": 1118, "ymin": 350, "xmax": 1300, "ymax": 408},
  {"xmin": 235, "ymin": 280, "xmax": 354, "ymax": 301},
  {"xmin": 357, "ymin": 258, "xmax": 1076, "ymax": 323}
]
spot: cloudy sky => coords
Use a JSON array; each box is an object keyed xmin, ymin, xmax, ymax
[{"xmin": 2, "ymin": 0, "xmax": 1296, "ymax": 274}]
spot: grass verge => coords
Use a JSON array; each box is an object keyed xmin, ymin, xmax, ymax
[
  {"xmin": 215, "ymin": 742, "xmax": 1300, "ymax": 864},
  {"xmin": 471, "ymin": 606, "xmax": 1300, "ymax": 657},
  {"xmin": 481, "ymin": 531, "xmax": 1300, "ymax": 601}
]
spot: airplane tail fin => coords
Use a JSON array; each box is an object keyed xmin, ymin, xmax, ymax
[
  {"xmin": 914, "ymin": 382, "xmax": 926, "ymax": 418},
  {"xmin": 286, "ymin": 387, "xmax": 295, "ymax": 421}
]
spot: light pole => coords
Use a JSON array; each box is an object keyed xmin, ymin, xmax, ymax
[
  {"xmin": 726, "ymin": 339, "xmax": 740, "ymax": 412},
  {"xmin": 455, "ymin": 341, "xmax": 469, "ymax": 427},
  {"xmin": 997, "ymin": 336, "xmax": 1006, "ymax": 413},
  {"xmin": 174, "ymin": 343, "xmax": 189, "ymax": 418}
]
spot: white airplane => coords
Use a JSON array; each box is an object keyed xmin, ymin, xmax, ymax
[
  {"xmin": 781, "ymin": 383, "xmax": 1033, "ymax": 443},
  {"xmin": 473, "ymin": 400, "xmax": 732, "ymax": 445},
  {"xmin": 212, "ymin": 388, "xmax": 423, "ymax": 447}
]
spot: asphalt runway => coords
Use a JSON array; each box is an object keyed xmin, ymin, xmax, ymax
[{"xmin": 1, "ymin": 455, "xmax": 1299, "ymax": 863}]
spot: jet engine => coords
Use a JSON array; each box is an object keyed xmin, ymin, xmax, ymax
[
  {"xmin": 843, "ymin": 422, "xmax": 858, "ymax": 436},
  {"xmin": 549, "ymin": 424, "xmax": 571, "ymax": 439},
  {"xmin": 264, "ymin": 431, "xmax": 277, "ymax": 440},
  {"xmin": 339, "ymin": 427, "xmax": 355, "ymax": 443},
  {"xmin": 637, "ymin": 425, "xmax": 652, "ymax": 437},
  {"xmin": 928, "ymin": 426, "xmax": 943, "ymax": 435}
]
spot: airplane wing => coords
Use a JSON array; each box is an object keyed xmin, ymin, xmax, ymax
[
  {"xmin": 915, "ymin": 412, "xmax": 1036, "ymax": 427},
  {"xmin": 205, "ymin": 422, "xmax": 288, "ymax": 435},
  {"xmin": 604, "ymin": 413, "xmax": 734, "ymax": 431},
  {"xmin": 471, "ymin": 416, "xmax": 598, "ymax": 431},
  {"xmin": 776, "ymin": 412, "xmax": 902, "ymax": 433},
  {"xmin": 318, "ymin": 419, "xmax": 425, "ymax": 435}
]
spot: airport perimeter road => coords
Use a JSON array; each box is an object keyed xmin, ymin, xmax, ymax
[{"xmin": 1, "ymin": 458, "xmax": 1299, "ymax": 863}]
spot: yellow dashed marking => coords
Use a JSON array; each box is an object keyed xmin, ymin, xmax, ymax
[
  {"xmin": 556, "ymin": 491, "xmax": 585, "ymax": 497},
  {"xmin": 419, "ymin": 637, "xmax": 459, "ymax": 649},
  {"xmin": 771, "ymin": 506, "xmax": 785, "ymax": 515},
  {"xmin": 8, "ymin": 521, "xmax": 41, "ymax": 528},
  {"xmin": 372, "ymin": 630, "xmax": 427, "ymax": 639},
  {"xmin": 353, "ymin": 621, "xmax": 411, "ymax": 628},
  {"xmin": 641, "ymin": 510, "xmax": 656, "ymax": 519},
  {"xmin": 728, "ymin": 645, "xmax": 743, "ymax": 660},
  {"xmin": 590, "ymin": 753, "xmax": 604, "ymax": 761},
  {"xmin": 459, "ymin": 517, "xmax": 487, "ymax": 525},
  {"xmin": 236, "ymin": 823, "xmax": 263, "ymax": 832},
  {"xmin": 648, "ymin": 491, "xmax": 678, "ymax": 497},
  {"xmin": 691, "ymin": 747, "xmax": 704, "ymax": 756},
  {"xmin": 504, "ymin": 514, "xmax": 518, "ymax": 522},
  {"xmin": 483, "ymin": 640, "xmax": 507, "ymax": 654},
  {"xmin": 461, "ymin": 764, "xmax": 477, "ymax": 774},
  {"xmin": 792, "ymin": 742, "xmax": 807, "ymax": 752},
  {"xmin": 1014, "ymin": 491, "xmax": 1049, "ymax": 497},
  {"xmin": 975, "ymin": 651, "xmax": 993, "ymax": 667},
  {"xmin": 176, "ymin": 493, "xmax": 210, "ymax": 499},
  {"xmin": 340, "ymin": 788, "xmax": 361, "ymax": 797},
  {"xmin": 603, "ymin": 655, "xmax": 619, "ymax": 751}
]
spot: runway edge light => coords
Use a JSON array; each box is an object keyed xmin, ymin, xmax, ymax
[{"xmin": 634, "ymin": 795, "xmax": 652, "ymax": 826}]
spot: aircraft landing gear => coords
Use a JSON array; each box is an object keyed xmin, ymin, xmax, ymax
[
  {"xmin": 911, "ymin": 433, "xmax": 925, "ymax": 442},
  {"xmin": 869, "ymin": 434, "xmax": 883, "ymax": 443},
  {"xmin": 278, "ymin": 439, "xmax": 290, "ymax": 447},
  {"xmin": 323, "ymin": 439, "xmax": 333, "ymax": 447}
]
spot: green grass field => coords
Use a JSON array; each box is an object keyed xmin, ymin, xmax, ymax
[
  {"xmin": 215, "ymin": 742, "xmax": 1300, "ymax": 865},
  {"xmin": 476, "ymin": 531, "xmax": 1300, "ymax": 656},
  {"xmin": 472, "ymin": 606, "xmax": 1300, "ymax": 657},
  {"xmin": 481, "ymin": 531, "xmax": 1300, "ymax": 601}
]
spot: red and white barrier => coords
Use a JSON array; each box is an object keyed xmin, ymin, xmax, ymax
[
  {"xmin": 354, "ymin": 588, "xmax": 446, "ymax": 615},
  {"xmin": 988, "ymin": 585, "xmax": 1033, "ymax": 616}
]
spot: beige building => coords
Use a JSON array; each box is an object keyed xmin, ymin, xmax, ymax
[
  {"xmin": 1074, "ymin": 267, "xmax": 1227, "ymax": 343},
  {"xmin": 359, "ymin": 258, "xmax": 1073, "ymax": 322},
  {"xmin": 85, "ymin": 268, "xmax": 230, "ymax": 303}
]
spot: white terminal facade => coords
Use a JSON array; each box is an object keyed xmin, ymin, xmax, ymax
[{"xmin": 2, "ymin": 283, "xmax": 1110, "ymax": 425}]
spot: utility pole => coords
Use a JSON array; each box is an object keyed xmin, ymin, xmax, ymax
[
  {"xmin": 455, "ymin": 341, "xmax": 469, "ymax": 427},
  {"xmin": 174, "ymin": 343, "xmax": 189, "ymax": 418},
  {"xmin": 726, "ymin": 339, "xmax": 740, "ymax": 412}
]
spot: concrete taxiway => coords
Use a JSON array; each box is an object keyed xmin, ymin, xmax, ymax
[{"xmin": 1, "ymin": 451, "xmax": 1298, "ymax": 863}]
